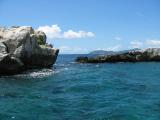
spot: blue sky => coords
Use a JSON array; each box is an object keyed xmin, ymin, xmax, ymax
[{"xmin": 0, "ymin": 0, "xmax": 160, "ymax": 54}]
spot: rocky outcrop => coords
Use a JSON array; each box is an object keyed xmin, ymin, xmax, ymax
[
  {"xmin": 76, "ymin": 48, "xmax": 160, "ymax": 63},
  {"xmin": 0, "ymin": 26, "xmax": 59, "ymax": 74}
]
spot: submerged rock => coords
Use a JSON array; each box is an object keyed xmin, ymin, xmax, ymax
[
  {"xmin": 76, "ymin": 48, "xmax": 160, "ymax": 63},
  {"xmin": 0, "ymin": 26, "xmax": 59, "ymax": 75}
]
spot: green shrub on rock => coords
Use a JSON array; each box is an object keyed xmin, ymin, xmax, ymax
[{"xmin": 37, "ymin": 35, "xmax": 46, "ymax": 45}]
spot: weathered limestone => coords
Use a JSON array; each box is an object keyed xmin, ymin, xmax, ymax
[{"xmin": 0, "ymin": 26, "xmax": 59, "ymax": 74}]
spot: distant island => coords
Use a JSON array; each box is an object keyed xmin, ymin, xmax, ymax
[
  {"xmin": 89, "ymin": 50, "xmax": 115, "ymax": 55},
  {"xmin": 76, "ymin": 48, "xmax": 160, "ymax": 63},
  {"xmin": 0, "ymin": 26, "xmax": 59, "ymax": 75},
  {"xmin": 89, "ymin": 48, "xmax": 141, "ymax": 55}
]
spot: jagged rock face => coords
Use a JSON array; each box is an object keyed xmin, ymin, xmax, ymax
[
  {"xmin": 76, "ymin": 48, "xmax": 160, "ymax": 63},
  {"xmin": 0, "ymin": 26, "xmax": 59, "ymax": 74}
]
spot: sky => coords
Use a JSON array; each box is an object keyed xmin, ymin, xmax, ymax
[{"xmin": 0, "ymin": 0, "xmax": 160, "ymax": 54}]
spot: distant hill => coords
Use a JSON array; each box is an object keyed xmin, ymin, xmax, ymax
[
  {"xmin": 89, "ymin": 48, "xmax": 141, "ymax": 55},
  {"xmin": 116, "ymin": 48, "xmax": 141, "ymax": 54},
  {"xmin": 89, "ymin": 50, "xmax": 115, "ymax": 55}
]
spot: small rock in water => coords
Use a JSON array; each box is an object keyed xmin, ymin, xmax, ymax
[{"xmin": 76, "ymin": 48, "xmax": 160, "ymax": 63}]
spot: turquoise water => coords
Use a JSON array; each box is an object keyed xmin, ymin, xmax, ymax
[{"xmin": 0, "ymin": 55, "xmax": 160, "ymax": 120}]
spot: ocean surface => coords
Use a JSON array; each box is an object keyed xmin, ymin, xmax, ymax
[{"xmin": 0, "ymin": 54, "xmax": 160, "ymax": 120}]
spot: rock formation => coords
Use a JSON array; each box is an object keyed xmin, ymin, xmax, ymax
[
  {"xmin": 76, "ymin": 48, "xmax": 160, "ymax": 63},
  {"xmin": 0, "ymin": 26, "xmax": 59, "ymax": 75}
]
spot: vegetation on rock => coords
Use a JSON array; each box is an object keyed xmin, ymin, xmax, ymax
[{"xmin": 37, "ymin": 35, "xmax": 46, "ymax": 45}]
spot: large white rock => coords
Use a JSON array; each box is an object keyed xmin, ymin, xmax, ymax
[{"xmin": 0, "ymin": 26, "xmax": 59, "ymax": 74}]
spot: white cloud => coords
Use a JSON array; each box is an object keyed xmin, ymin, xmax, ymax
[
  {"xmin": 130, "ymin": 41, "xmax": 143, "ymax": 48},
  {"xmin": 146, "ymin": 39, "xmax": 160, "ymax": 47},
  {"xmin": 96, "ymin": 44, "xmax": 122, "ymax": 51},
  {"xmin": 37, "ymin": 25, "xmax": 95, "ymax": 39},
  {"xmin": 37, "ymin": 25, "xmax": 62, "ymax": 39},
  {"xmin": 107, "ymin": 45, "xmax": 122, "ymax": 51},
  {"xmin": 59, "ymin": 46, "xmax": 88, "ymax": 54},
  {"xmin": 63, "ymin": 30, "xmax": 94, "ymax": 39},
  {"xmin": 129, "ymin": 39, "xmax": 160, "ymax": 49}
]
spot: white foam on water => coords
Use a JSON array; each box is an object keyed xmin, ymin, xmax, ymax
[
  {"xmin": 12, "ymin": 69, "xmax": 56, "ymax": 78},
  {"xmin": 27, "ymin": 69, "xmax": 54, "ymax": 78},
  {"xmin": 96, "ymin": 64, "xmax": 99, "ymax": 67},
  {"xmin": 2, "ymin": 62, "xmax": 72, "ymax": 79},
  {"xmin": 64, "ymin": 68, "xmax": 69, "ymax": 70},
  {"xmin": 70, "ymin": 61, "xmax": 76, "ymax": 64}
]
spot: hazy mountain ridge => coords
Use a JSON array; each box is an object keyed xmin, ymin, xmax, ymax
[{"xmin": 89, "ymin": 48, "xmax": 141, "ymax": 55}]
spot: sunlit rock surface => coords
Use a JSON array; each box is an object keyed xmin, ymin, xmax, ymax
[{"xmin": 0, "ymin": 26, "xmax": 59, "ymax": 74}]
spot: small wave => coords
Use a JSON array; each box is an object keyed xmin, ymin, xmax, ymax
[
  {"xmin": 96, "ymin": 64, "xmax": 99, "ymax": 67},
  {"xmin": 54, "ymin": 67, "xmax": 69, "ymax": 74},
  {"xmin": 64, "ymin": 67, "xmax": 69, "ymax": 70},
  {"xmin": 56, "ymin": 63, "xmax": 71, "ymax": 67},
  {"xmin": 70, "ymin": 61, "xmax": 76, "ymax": 64},
  {"xmin": 58, "ymin": 64, "xmax": 65, "ymax": 67},
  {"xmin": 26, "ymin": 69, "xmax": 54, "ymax": 78},
  {"xmin": 11, "ymin": 116, "xmax": 15, "ymax": 119}
]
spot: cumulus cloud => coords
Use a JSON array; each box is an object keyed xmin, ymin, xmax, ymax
[
  {"xmin": 63, "ymin": 30, "xmax": 94, "ymax": 39},
  {"xmin": 146, "ymin": 39, "xmax": 160, "ymax": 47},
  {"xmin": 37, "ymin": 25, "xmax": 95, "ymax": 39},
  {"xmin": 107, "ymin": 45, "xmax": 122, "ymax": 51},
  {"xmin": 38, "ymin": 25, "xmax": 62, "ymax": 39},
  {"xmin": 96, "ymin": 44, "xmax": 122, "ymax": 51},
  {"xmin": 129, "ymin": 39, "xmax": 160, "ymax": 49},
  {"xmin": 130, "ymin": 41, "xmax": 143, "ymax": 48}
]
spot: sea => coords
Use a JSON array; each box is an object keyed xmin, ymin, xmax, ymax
[{"xmin": 0, "ymin": 54, "xmax": 160, "ymax": 120}]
